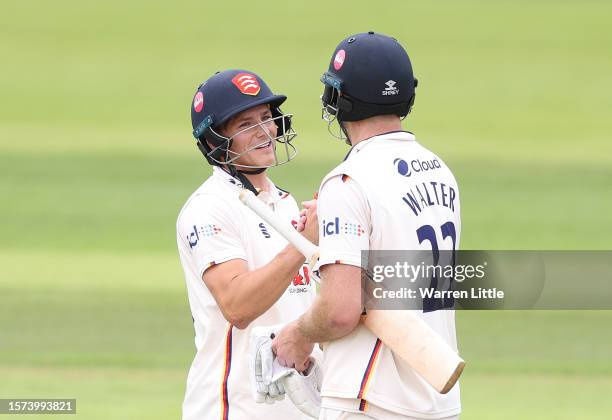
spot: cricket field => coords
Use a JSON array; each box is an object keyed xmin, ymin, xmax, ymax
[{"xmin": 1, "ymin": 1, "xmax": 611, "ymax": 418}]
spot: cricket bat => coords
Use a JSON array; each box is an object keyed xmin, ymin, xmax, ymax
[{"xmin": 239, "ymin": 189, "xmax": 465, "ymax": 394}]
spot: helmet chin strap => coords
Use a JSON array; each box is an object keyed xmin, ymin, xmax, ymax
[
  {"xmin": 226, "ymin": 165, "xmax": 261, "ymax": 195},
  {"xmin": 237, "ymin": 167, "xmax": 266, "ymax": 175},
  {"xmin": 338, "ymin": 114, "xmax": 352, "ymax": 146}
]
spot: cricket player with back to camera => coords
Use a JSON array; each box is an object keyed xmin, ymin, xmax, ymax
[
  {"xmin": 176, "ymin": 69, "xmax": 319, "ymax": 420},
  {"xmin": 273, "ymin": 32, "xmax": 463, "ymax": 419}
]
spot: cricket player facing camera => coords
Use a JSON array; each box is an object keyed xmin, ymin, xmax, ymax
[
  {"xmin": 176, "ymin": 69, "xmax": 317, "ymax": 420},
  {"xmin": 273, "ymin": 32, "xmax": 462, "ymax": 419}
]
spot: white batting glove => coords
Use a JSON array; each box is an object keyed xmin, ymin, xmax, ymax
[
  {"xmin": 250, "ymin": 324, "xmax": 286, "ymax": 403},
  {"xmin": 265, "ymin": 379, "xmax": 285, "ymax": 404},
  {"xmin": 280, "ymin": 357, "xmax": 323, "ymax": 418}
]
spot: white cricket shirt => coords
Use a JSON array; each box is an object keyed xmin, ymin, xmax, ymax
[
  {"xmin": 176, "ymin": 166, "xmax": 316, "ymax": 420},
  {"xmin": 316, "ymin": 131, "xmax": 462, "ymax": 419}
]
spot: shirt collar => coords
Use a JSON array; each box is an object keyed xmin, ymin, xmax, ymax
[
  {"xmin": 344, "ymin": 131, "xmax": 416, "ymax": 160},
  {"xmin": 212, "ymin": 166, "xmax": 284, "ymax": 206},
  {"xmin": 212, "ymin": 166, "xmax": 243, "ymax": 189}
]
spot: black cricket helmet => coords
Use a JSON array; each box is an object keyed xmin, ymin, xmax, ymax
[
  {"xmin": 321, "ymin": 32, "xmax": 418, "ymax": 125},
  {"xmin": 190, "ymin": 69, "xmax": 296, "ymax": 169}
]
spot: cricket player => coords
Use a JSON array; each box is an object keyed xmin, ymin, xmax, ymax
[
  {"xmin": 273, "ymin": 32, "xmax": 462, "ymax": 419},
  {"xmin": 176, "ymin": 69, "xmax": 317, "ymax": 420}
]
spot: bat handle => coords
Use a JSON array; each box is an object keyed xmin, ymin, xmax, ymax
[
  {"xmin": 239, "ymin": 189, "xmax": 319, "ymax": 263},
  {"xmin": 306, "ymin": 251, "xmax": 320, "ymax": 272}
]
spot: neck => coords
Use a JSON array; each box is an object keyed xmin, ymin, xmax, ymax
[
  {"xmin": 245, "ymin": 171, "xmax": 270, "ymax": 192},
  {"xmin": 344, "ymin": 115, "xmax": 403, "ymax": 146}
]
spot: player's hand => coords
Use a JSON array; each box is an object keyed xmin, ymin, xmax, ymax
[
  {"xmin": 297, "ymin": 199, "xmax": 316, "ymax": 232},
  {"xmin": 272, "ymin": 321, "xmax": 314, "ymax": 372},
  {"xmin": 299, "ymin": 199, "xmax": 319, "ymax": 246}
]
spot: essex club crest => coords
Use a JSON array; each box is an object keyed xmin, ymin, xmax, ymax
[{"xmin": 231, "ymin": 73, "xmax": 261, "ymax": 96}]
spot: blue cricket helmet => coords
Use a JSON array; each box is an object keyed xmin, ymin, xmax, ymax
[
  {"xmin": 321, "ymin": 32, "xmax": 418, "ymax": 122},
  {"xmin": 190, "ymin": 69, "xmax": 293, "ymax": 167}
]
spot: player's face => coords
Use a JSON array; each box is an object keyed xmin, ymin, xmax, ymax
[{"xmin": 221, "ymin": 104, "xmax": 278, "ymax": 168}]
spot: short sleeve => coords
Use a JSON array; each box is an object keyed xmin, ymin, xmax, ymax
[
  {"xmin": 177, "ymin": 194, "xmax": 246, "ymax": 279},
  {"xmin": 316, "ymin": 174, "xmax": 370, "ymax": 269}
]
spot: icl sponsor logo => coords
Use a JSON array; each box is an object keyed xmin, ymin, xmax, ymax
[{"xmin": 322, "ymin": 217, "xmax": 340, "ymax": 237}]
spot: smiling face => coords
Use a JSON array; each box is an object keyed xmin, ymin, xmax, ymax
[{"xmin": 218, "ymin": 104, "xmax": 278, "ymax": 169}]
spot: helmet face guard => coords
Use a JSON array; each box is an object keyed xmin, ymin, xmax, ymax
[
  {"xmin": 197, "ymin": 112, "xmax": 297, "ymax": 169},
  {"xmin": 190, "ymin": 69, "xmax": 298, "ymax": 170},
  {"xmin": 321, "ymin": 72, "xmax": 343, "ymax": 122},
  {"xmin": 320, "ymin": 73, "xmax": 350, "ymax": 142}
]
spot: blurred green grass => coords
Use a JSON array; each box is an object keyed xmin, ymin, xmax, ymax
[{"xmin": 1, "ymin": 0, "xmax": 612, "ymax": 419}]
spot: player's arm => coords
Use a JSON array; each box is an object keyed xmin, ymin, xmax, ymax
[
  {"xmin": 179, "ymin": 194, "xmax": 306, "ymax": 330},
  {"xmin": 274, "ymin": 175, "xmax": 367, "ymax": 369},
  {"xmin": 203, "ymin": 245, "xmax": 304, "ymax": 329},
  {"xmin": 274, "ymin": 263, "xmax": 362, "ymax": 370},
  {"xmin": 299, "ymin": 263, "xmax": 362, "ymax": 340}
]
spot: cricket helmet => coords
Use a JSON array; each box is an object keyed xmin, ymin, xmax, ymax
[
  {"xmin": 321, "ymin": 32, "xmax": 418, "ymax": 124},
  {"xmin": 190, "ymin": 69, "xmax": 296, "ymax": 169}
]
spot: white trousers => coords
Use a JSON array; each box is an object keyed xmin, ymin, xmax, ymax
[{"xmin": 319, "ymin": 407, "xmax": 459, "ymax": 420}]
